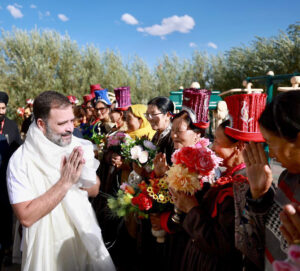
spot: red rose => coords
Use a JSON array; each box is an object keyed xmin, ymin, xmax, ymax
[
  {"xmin": 195, "ymin": 148, "xmax": 216, "ymax": 176},
  {"xmin": 172, "ymin": 146, "xmax": 198, "ymax": 172},
  {"xmin": 132, "ymin": 193, "xmax": 153, "ymax": 211}
]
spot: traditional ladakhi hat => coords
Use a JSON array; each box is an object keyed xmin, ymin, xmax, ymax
[
  {"xmin": 181, "ymin": 88, "xmax": 211, "ymax": 129},
  {"xmin": 67, "ymin": 95, "xmax": 79, "ymax": 105},
  {"xmin": 94, "ymin": 89, "xmax": 112, "ymax": 106},
  {"xmin": 224, "ymin": 93, "xmax": 267, "ymax": 142},
  {"xmin": 90, "ymin": 84, "xmax": 103, "ymax": 98},
  {"xmin": 113, "ymin": 86, "xmax": 131, "ymax": 110},
  {"xmin": 26, "ymin": 98, "xmax": 34, "ymax": 106},
  {"xmin": 83, "ymin": 94, "xmax": 94, "ymax": 104},
  {"xmin": 16, "ymin": 107, "xmax": 25, "ymax": 117}
]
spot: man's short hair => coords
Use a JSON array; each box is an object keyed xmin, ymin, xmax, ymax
[{"xmin": 33, "ymin": 91, "xmax": 71, "ymax": 123}]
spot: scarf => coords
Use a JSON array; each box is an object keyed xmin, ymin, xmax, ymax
[
  {"xmin": 12, "ymin": 122, "xmax": 115, "ymax": 271},
  {"xmin": 127, "ymin": 104, "xmax": 156, "ymax": 140}
]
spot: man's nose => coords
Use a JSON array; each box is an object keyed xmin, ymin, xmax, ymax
[{"xmin": 66, "ymin": 122, "xmax": 74, "ymax": 133}]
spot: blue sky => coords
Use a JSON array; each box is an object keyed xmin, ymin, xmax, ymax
[{"xmin": 0, "ymin": 0, "xmax": 299, "ymax": 67}]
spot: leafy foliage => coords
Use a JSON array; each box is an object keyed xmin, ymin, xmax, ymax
[{"xmin": 0, "ymin": 23, "xmax": 298, "ymax": 119}]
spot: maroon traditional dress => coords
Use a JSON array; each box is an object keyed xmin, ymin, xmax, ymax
[{"xmin": 179, "ymin": 164, "xmax": 247, "ymax": 271}]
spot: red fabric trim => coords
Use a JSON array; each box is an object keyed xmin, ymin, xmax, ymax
[
  {"xmin": 224, "ymin": 163, "xmax": 246, "ymax": 176},
  {"xmin": 225, "ymin": 127, "xmax": 265, "ymax": 142},
  {"xmin": 0, "ymin": 119, "xmax": 5, "ymax": 135},
  {"xmin": 91, "ymin": 119, "xmax": 100, "ymax": 126},
  {"xmin": 278, "ymin": 180, "xmax": 300, "ymax": 204},
  {"xmin": 160, "ymin": 211, "xmax": 172, "ymax": 233},
  {"xmin": 211, "ymin": 187, "xmax": 233, "ymax": 218},
  {"xmin": 115, "ymin": 107, "xmax": 130, "ymax": 111},
  {"xmin": 194, "ymin": 121, "xmax": 210, "ymax": 129},
  {"xmin": 265, "ymin": 247, "xmax": 274, "ymax": 264}
]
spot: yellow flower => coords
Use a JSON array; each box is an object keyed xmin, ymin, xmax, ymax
[
  {"xmin": 149, "ymin": 191, "xmax": 155, "ymax": 198},
  {"xmin": 158, "ymin": 194, "xmax": 165, "ymax": 201},
  {"xmin": 165, "ymin": 164, "xmax": 200, "ymax": 195},
  {"xmin": 147, "ymin": 187, "xmax": 153, "ymax": 193}
]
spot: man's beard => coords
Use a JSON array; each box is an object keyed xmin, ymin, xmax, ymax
[
  {"xmin": 0, "ymin": 114, "xmax": 5, "ymax": 122},
  {"xmin": 45, "ymin": 123, "xmax": 72, "ymax": 147}
]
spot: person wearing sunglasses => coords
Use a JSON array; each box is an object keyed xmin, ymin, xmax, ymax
[{"xmin": 92, "ymin": 89, "xmax": 114, "ymax": 136}]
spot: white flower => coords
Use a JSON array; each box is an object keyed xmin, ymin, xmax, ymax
[
  {"xmin": 138, "ymin": 150, "xmax": 149, "ymax": 164},
  {"xmin": 130, "ymin": 145, "xmax": 143, "ymax": 159},
  {"xmin": 143, "ymin": 140, "xmax": 156, "ymax": 150}
]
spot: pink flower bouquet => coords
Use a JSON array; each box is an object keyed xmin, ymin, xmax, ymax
[{"xmin": 106, "ymin": 131, "xmax": 128, "ymax": 154}]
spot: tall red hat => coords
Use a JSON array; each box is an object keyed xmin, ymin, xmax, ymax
[
  {"xmin": 182, "ymin": 88, "xmax": 211, "ymax": 129},
  {"xmin": 224, "ymin": 93, "xmax": 267, "ymax": 142},
  {"xmin": 90, "ymin": 84, "xmax": 102, "ymax": 98},
  {"xmin": 67, "ymin": 95, "xmax": 79, "ymax": 105},
  {"xmin": 26, "ymin": 98, "xmax": 34, "ymax": 105},
  {"xmin": 83, "ymin": 94, "xmax": 93, "ymax": 104},
  {"xmin": 114, "ymin": 86, "xmax": 131, "ymax": 111}
]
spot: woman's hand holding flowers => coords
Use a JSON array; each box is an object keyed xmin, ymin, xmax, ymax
[{"xmin": 169, "ymin": 187, "xmax": 199, "ymax": 214}]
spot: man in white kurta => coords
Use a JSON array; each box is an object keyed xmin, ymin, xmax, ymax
[{"xmin": 6, "ymin": 91, "xmax": 115, "ymax": 271}]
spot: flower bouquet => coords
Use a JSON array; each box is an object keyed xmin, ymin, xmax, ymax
[
  {"xmin": 106, "ymin": 131, "xmax": 128, "ymax": 154},
  {"xmin": 121, "ymin": 136, "xmax": 158, "ymax": 187},
  {"xmin": 164, "ymin": 138, "xmax": 222, "ymax": 222},
  {"xmin": 108, "ymin": 179, "xmax": 173, "ymax": 219},
  {"xmin": 273, "ymin": 244, "xmax": 300, "ymax": 271},
  {"xmin": 89, "ymin": 123, "xmax": 107, "ymax": 159},
  {"xmin": 90, "ymin": 123, "xmax": 106, "ymax": 146},
  {"xmin": 108, "ymin": 178, "xmax": 173, "ymax": 242}
]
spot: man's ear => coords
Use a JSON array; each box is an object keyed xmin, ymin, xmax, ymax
[{"xmin": 36, "ymin": 118, "xmax": 46, "ymax": 134}]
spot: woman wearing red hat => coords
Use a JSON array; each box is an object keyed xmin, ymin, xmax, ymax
[
  {"xmin": 149, "ymin": 88, "xmax": 213, "ymax": 271},
  {"xmin": 242, "ymin": 90, "xmax": 300, "ymax": 270},
  {"xmin": 166, "ymin": 91, "xmax": 267, "ymax": 271}
]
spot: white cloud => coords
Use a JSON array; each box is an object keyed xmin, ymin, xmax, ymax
[
  {"xmin": 14, "ymin": 3, "xmax": 22, "ymax": 8},
  {"xmin": 39, "ymin": 11, "xmax": 51, "ymax": 19},
  {"xmin": 189, "ymin": 42, "xmax": 197, "ymax": 48},
  {"xmin": 137, "ymin": 15, "xmax": 195, "ymax": 38},
  {"xmin": 207, "ymin": 42, "xmax": 218, "ymax": 49},
  {"xmin": 7, "ymin": 5, "xmax": 23, "ymax": 19},
  {"xmin": 121, "ymin": 13, "xmax": 138, "ymax": 25},
  {"xmin": 58, "ymin": 14, "xmax": 69, "ymax": 22},
  {"xmin": 30, "ymin": 4, "xmax": 37, "ymax": 9}
]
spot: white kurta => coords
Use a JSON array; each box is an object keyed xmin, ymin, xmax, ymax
[{"xmin": 7, "ymin": 122, "xmax": 115, "ymax": 271}]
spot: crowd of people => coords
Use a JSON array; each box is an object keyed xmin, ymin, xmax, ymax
[{"xmin": 0, "ymin": 83, "xmax": 300, "ymax": 271}]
